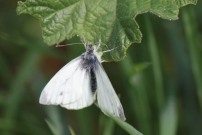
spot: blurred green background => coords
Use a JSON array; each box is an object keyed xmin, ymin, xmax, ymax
[{"xmin": 1, "ymin": 1, "xmax": 202, "ymax": 135}]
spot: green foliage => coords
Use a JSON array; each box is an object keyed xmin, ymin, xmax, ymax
[{"xmin": 17, "ymin": 0, "xmax": 196, "ymax": 61}]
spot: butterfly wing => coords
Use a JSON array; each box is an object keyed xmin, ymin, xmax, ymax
[
  {"xmin": 61, "ymin": 70, "xmax": 96, "ymax": 109},
  {"xmin": 39, "ymin": 56, "xmax": 85, "ymax": 105},
  {"xmin": 96, "ymin": 63, "xmax": 126, "ymax": 120}
]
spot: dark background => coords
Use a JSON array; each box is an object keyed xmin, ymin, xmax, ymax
[{"xmin": 1, "ymin": 1, "xmax": 202, "ymax": 135}]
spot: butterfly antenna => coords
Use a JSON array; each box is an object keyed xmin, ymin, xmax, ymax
[
  {"xmin": 55, "ymin": 43, "xmax": 83, "ymax": 47},
  {"xmin": 95, "ymin": 40, "xmax": 118, "ymax": 53},
  {"xmin": 80, "ymin": 34, "xmax": 90, "ymax": 49}
]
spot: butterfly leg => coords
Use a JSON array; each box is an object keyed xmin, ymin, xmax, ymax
[{"xmin": 102, "ymin": 46, "xmax": 118, "ymax": 54}]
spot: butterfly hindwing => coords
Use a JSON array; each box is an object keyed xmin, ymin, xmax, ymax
[{"xmin": 61, "ymin": 70, "xmax": 96, "ymax": 109}]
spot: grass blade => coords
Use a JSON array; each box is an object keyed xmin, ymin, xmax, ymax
[{"xmin": 110, "ymin": 115, "xmax": 143, "ymax": 135}]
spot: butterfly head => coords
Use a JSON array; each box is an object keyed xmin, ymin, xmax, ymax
[
  {"xmin": 83, "ymin": 42, "xmax": 102, "ymax": 62},
  {"xmin": 86, "ymin": 44, "xmax": 94, "ymax": 53}
]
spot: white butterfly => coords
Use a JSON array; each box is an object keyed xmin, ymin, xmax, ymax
[{"xmin": 39, "ymin": 41, "xmax": 126, "ymax": 120}]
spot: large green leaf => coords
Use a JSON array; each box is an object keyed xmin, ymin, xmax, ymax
[{"xmin": 17, "ymin": 0, "xmax": 197, "ymax": 61}]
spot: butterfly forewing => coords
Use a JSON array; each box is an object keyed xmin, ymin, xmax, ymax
[
  {"xmin": 39, "ymin": 56, "xmax": 84, "ymax": 105},
  {"xmin": 96, "ymin": 63, "xmax": 126, "ymax": 120}
]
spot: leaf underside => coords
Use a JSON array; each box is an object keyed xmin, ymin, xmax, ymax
[{"xmin": 17, "ymin": 0, "xmax": 197, "ymax": 61}]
